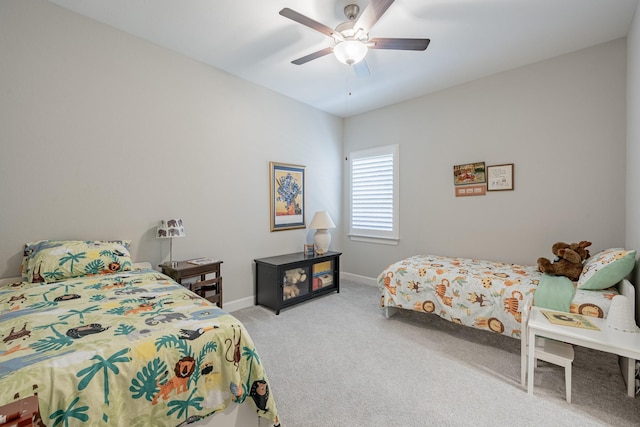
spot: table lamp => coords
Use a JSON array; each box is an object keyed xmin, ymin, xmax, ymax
[
  {"xmin": 157, "ymin": 218, "xmax": 185, "ymax": 267},
  {"xmin": 309, "ymin": 211, "xmax": 335, "ymax": 255}
]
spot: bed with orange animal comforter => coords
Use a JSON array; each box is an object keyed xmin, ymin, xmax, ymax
[{"xmin": 379, "ymin": 254, "xmax": 618, "ymax": 339}]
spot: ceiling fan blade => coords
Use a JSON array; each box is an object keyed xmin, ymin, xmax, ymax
[
  {"xmin": 279, "ymin": 8, "xmax": 338, "ymax": 39},
  {"xmin": 353, "ymin": 60, "xmax": 370, "ymax": 78},
  {"xmin": 354, "ymin": 0, "xmax": 395, "ymax": 32},
  {"xmin": 291, "ymin": 47, "xmax": 334, "ymax": 65},
  {"xmin": 369, "ymin": 38, "xmax": 430, "ymax": 51}
]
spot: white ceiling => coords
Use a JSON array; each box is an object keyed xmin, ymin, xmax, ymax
[{"xmin": 48, "ymin": 0, "xmax": 639, "ymax": 118}]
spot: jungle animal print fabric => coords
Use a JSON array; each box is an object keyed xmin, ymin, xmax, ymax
[{"xmin": 0, "ymin": 269, "xmax": 279, "ymax": 426}]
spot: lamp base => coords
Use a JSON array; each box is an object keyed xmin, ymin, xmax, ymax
[
  {"xmin": 168, "ymin": 238, "xmax": 178, "ymax": 268},
  {"xmin": 313, "ymin": 229, "xmax": 331, "ymax": 255}
]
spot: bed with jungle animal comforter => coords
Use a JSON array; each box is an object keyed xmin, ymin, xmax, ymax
[
  {"xmin": 379, "ymin": 250, "xmax": 636, "ymax": 339},
  {"xmin": 0, "ymin": 240, "xmax": 279, "ymax": 427}
]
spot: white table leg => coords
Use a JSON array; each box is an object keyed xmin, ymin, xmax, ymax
[
  {"xmin": 528, "ymin": 331, "xmax": 536, "ymax": 395},
  {"xmin": 626, "ymin": 358, "xmax": 635, "ymax": 397},
  {"xmin": 521, "ymin": 334, "xmax": 527, "ymax": 387}
]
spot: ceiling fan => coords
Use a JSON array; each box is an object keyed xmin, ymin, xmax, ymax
[{"xmin": 279, "ymin": 0, "xmax": 430, "ymax": 77}]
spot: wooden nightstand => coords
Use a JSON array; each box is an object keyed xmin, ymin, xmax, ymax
[
  {"xmin": 160, "ymin": 260, "xmax": 223, "ymax": 309},
  {"xmin": 0, "ymin": 395, "xmax": 40, "ymax": 426}
]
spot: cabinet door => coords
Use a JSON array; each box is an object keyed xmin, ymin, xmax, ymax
[
  {"xmin": 311, "ymin": 259, "xmax": 335, "ymax": 291},
  {"xmin": 282, "ymin": 266, "xmax": 310, "ymax": 302}
]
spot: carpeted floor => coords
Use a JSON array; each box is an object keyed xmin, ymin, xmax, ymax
[{"xmin": 233, "ymin": 280, "xmax": 640, "ymax": 426}]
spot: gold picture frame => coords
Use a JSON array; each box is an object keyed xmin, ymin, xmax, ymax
[
  {"xmin": 270, "ymin": 162, "xmax": 305, "ymax": 231},
  {"xmin": 304, "ymin": 243, "xmax": 315, "ymax": 258}
]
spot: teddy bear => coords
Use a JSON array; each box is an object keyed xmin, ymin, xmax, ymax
[
  {"xmin": 537, "ymin": 241, "xmax": 592, "ymax": 281},
  {"xmin": 283, "ymin": 268, "xmax": 307, "ymax": 300}
]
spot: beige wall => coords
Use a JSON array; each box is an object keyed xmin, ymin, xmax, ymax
[
  {"xmin": 343, "ymin": 39, "xmax": 628, "ymax": 280},
  {"xmin": 0, "ymin": 0, "xmax": 343, "ymax": 308},
  {"xmin": 626, "ymin": 3, "xmax": 640, "ymax": 323},
  {"xmin": 1, "ymin": 1, "xmax": 636, "ymax": 313}
]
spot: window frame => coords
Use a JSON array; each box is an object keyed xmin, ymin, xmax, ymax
[{"xmin": 348, "ymin": 144, "xmax": 399, "ymax": 245}]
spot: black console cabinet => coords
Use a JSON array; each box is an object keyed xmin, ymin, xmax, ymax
[{"xmin": 254, "ymin": 251, "xmax": 341, "ymax": 314}]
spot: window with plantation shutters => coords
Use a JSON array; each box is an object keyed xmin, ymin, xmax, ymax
[{"xmin": 349, "ymin": 144, "xmax": 399, "ymax": 244}]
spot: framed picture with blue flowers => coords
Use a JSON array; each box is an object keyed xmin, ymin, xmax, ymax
[{"xmin": 270, "ymin": 162, "xmax": 306, "ymax": 231}]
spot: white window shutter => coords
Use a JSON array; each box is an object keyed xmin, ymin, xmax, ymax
[{"xmin": 349, "ymin": 145, "xmax": 399, "ymax": 243}]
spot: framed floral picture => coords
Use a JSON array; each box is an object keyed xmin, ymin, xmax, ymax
[{"xmin": 270, "ymin": 162, "xmax": 305, "ymax": 231}]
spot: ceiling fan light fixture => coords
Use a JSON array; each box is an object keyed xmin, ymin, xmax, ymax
[{"xmin": 333, "ymin": 40, "xmax": 368, "ymax": 65}]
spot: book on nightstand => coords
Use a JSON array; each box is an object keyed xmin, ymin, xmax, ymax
[
  {"xmin": 541, "ymin": 310, "xmax": 600, "ymax": 331},
  {"xmin": 187, "ymin": 257, "xmax": 218, "ymax": 266}
]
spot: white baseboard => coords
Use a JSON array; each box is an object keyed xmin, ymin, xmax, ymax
[
  {"xmin": 225, "ymin": 272, "xmax": 378, "ymax": 313},
  {"xmin": 225, "ymin": 295, "xmax": 255, "ymax": 313},
  {"xmin": 341, "ymin": 272, "xmax": 378, "ymax": 287}
]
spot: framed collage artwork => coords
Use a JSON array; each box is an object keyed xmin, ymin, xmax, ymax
[
  {"xmin": 453, "ymin": 162, "xmax": 486, "ymax": 186},
  {"xmin": 453, "ymin": 162, "xmax": 486, "ymax": 197}
]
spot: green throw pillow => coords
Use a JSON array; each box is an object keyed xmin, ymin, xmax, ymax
[{"xmin": 577, "ymin": 248, "xmax": 636, "ymax": 290}]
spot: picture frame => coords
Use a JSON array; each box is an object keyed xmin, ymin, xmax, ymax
[
  {"xmin": 487, "ymin": 163, "xmax": 514, "ymax": 191},
  {"xmin": 453, "ymin": 162, "xmax": 486, "ymax": 186},
  {"xmin": 270, "ymin": 162, "xmax": 305, "ymax": 231},
  {"xmin": 304, "ymin": 244, "xmax": 315, "ymax": 258}
]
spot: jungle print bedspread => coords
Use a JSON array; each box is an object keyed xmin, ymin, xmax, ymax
[
  {"xmin": 379, "ymin": 255, "xmax": 617, "ymax": 339},
  {"xmin": 0, "ymin": 270, "xmax": 279, "ymax": 426}
]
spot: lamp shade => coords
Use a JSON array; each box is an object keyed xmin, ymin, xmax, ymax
[
  {"xmin": 157, "ymin": 218, "xmax": 185, "ymax": 239},
  {"xmin": 333, "ymin": 40, "xmax": 368, "ymax": 65},
  {"xmin": 309, "ymin": 211, "xmax": 336, "ymax": 230}
]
